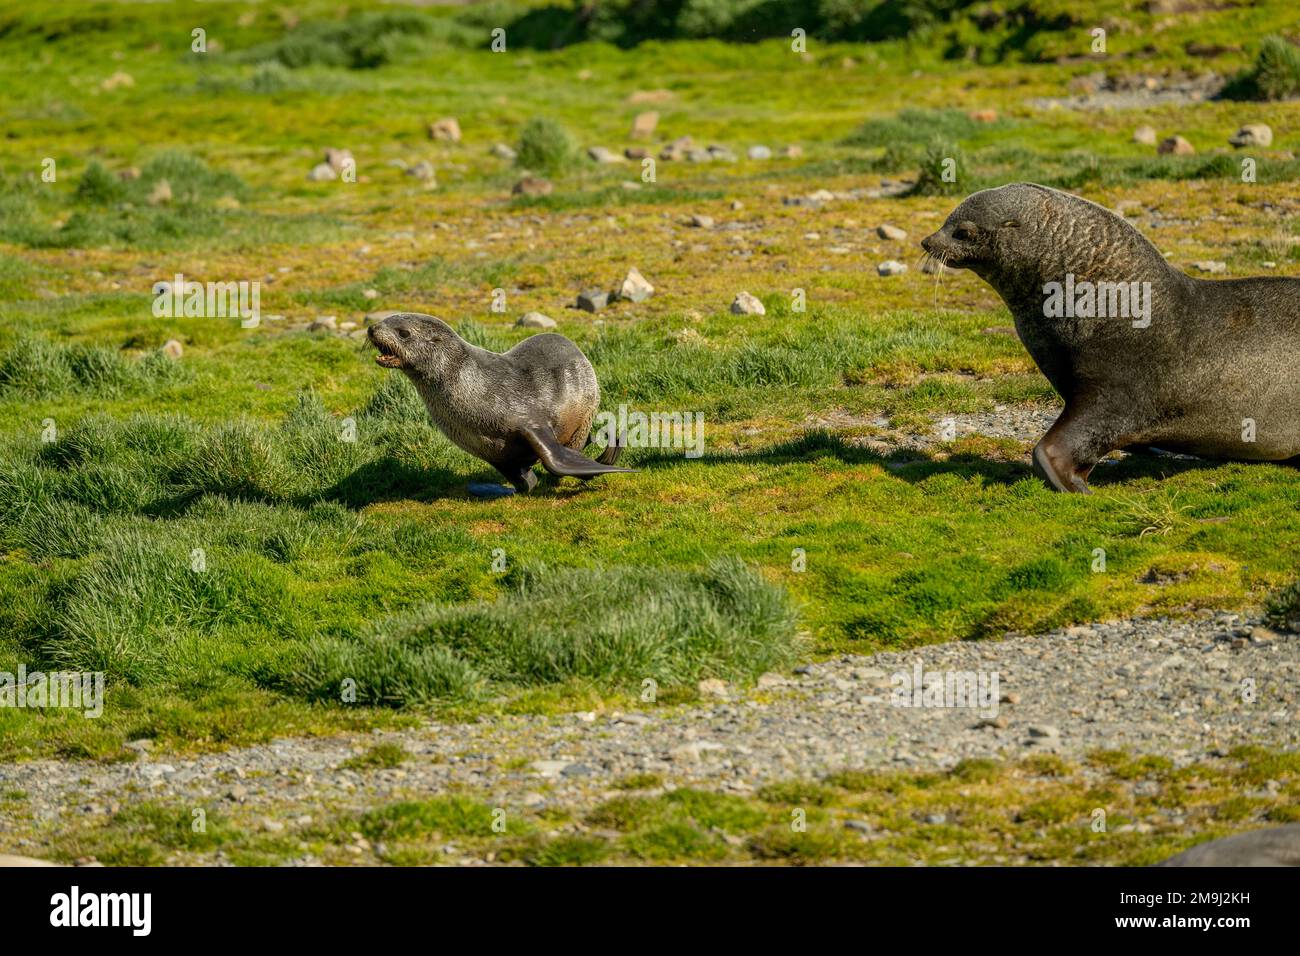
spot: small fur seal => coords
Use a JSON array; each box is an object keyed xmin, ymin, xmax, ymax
[
  {"xmin": 369, "ymin": 313, "xmax": 632, "ymax": 493},
  {"xmin": 921, "ymin": 183, "xmax": 1300, "ymax": 492}
]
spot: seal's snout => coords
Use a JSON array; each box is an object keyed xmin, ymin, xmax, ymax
[
  {"xmin": 920, "ymin": 232, "xmax": 937, "ymax": 255},
  {"xmin": 368, "ymin": 322, "xmax": 405, "ymax": 369}
]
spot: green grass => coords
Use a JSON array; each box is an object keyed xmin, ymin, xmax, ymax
[
  {"xmin": 1, "ymin": 0, "xmax": 1299, "ymax": 764},
  {"xmin": 36, "ymin": 747, "xmax": 1300, "ymax": 866}
]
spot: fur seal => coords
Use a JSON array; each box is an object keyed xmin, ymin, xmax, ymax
[
  {"xmin": 921, "ymin": 183, "xmax": 1300, "ymax": 492},
  {"xmin": 368, "ymin": 313, "xmax": 631, "ymax": 493}
]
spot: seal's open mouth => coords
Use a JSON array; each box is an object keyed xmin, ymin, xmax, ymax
[
  {"xmin": 371, "ymin": 343, "xmax": 400, "ymax": 369},
  {"xmin": 371, "ymin": 335, "xmax": 404, "ymax": 369}
]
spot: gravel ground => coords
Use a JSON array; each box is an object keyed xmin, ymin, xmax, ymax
[{"xmin": 2, "ymin": 611, "xmax": 1295, "ymax": 863}]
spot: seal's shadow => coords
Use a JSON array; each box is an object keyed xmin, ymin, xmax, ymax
[{"xmin": 625, "ymin": 431, "xmax": 1231, "ymax": 489}]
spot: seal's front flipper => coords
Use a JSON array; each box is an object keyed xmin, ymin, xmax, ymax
[
  {"xmin": 523, "ymin": 426, "xmax": 636, "ymax": 478},
  {"xmin": 1033, "ymin": 442, "xmax": 1091, "ymax": 494}
]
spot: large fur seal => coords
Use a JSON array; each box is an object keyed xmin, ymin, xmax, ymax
[
  {"xmin": 921, "ymin": 183, "xmax": 1300, "ymax": 492},
  {"xmin": 368, "ymin": 313, "xmax": 631, "ymax": 493}
]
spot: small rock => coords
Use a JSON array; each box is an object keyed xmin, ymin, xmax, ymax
[
  {"xmin": 406, "ymin": 161, "xmax": 436, "ymax": 182},
  {"xmin": 698, "ymin": 678, "xmax": 729, "ymax": 699},
  {"xmin": 147, "ymin": 179, "xmax": 172, "ymax": 205},
  {"xmin": 844, "ymin": 820, "xmax": 872, "ymax": 834},
  {"xmin": 747, "ymin": 145, "xmax": 772, "ymax": 160},
  {"xmin": 364, "ymin": 310, "xmax": 400, "ymax": 327},
  {"xmin": 118, "ymin": 167, "xmax": 141, "ymax": 181},
  {"xmin": 1191, "ymin": 260, "xmax": 1227, "ymax": 274},
  {"xmin": 782, "ymin": 145, "xmax": 803, "ymax": 158},
  {"xmin": 688, "ymin": 214, "xmax": 714, "ymax": 228},
  {"xmin": 587, "ymin": 146, "xmax": 623, "ymax": 164},
  {"xmin": 362, "ymin": 288, "xmax": 380, "ymax": 300},
  {"xmin": 730, "ymin": 291, "xmax": 765, "ymax": 315},
  {"xmin": 1027, "ymin": 725, "xmax": 1061, "ymax": 739},
  {"xmin": 969, "ymin": 109, "xmax": 998, "ymax": 123},
  {"xmin": 307, "ymin": 163, "xmax": 337, "ymax": 182},
  {"xmin": 668, "ymin": 741, "xmax": 725, "ymax": 763},
  {"xmin": 324, "ymin": 148, "xmax": 353, "ymax": 172},
  {"xmin": 261, "ymin": 818, "xmax": 285, "ymax": 833},
  {"xmin": 877, "ymin": 224, "xmax": 907, "ymax": 241},
  {"xmin": 925, "ymin": 813, "xmax": 948, "ymax": 825},
  {"xmin": 513, "ymin": 177, "xmax": 553, "ymax": 197},
  {"xmin": 619, "ymin": 267, "xmax": 654, "ymax": 303},
  {"xmin": 160, "ymin": 339, "xmax": 183, "ymax": 360},
  {"xmin": 1133, "ymin": 125, "xmax": 1158, "ymax": 145},
  {"xmin": 308, "ymin": 316, "xmax": 338, "ymax": 332},
  {"xmin": 1229, "ymin": 123, "xmax": 1272, "ymax": 148},
  {"xmin": 516, "ymin": 311, "xmax": 556, "ymax": 330},
  {"xmin": 490, "ymin": 143, "xmax": 517, "ymax": 160},
  {"xmin": 530, "ymin": 759, "xmax": 570, "ymax": 777},
  {"xmin": 101, "ymin": 71, "xmax": 134, "ymax": 91},
  {"xmin": 630, "ymin": 111, "xmax": 659, "ymax": 140},
  {"xmin": 428, "ymin": 118, "xmax": 461, "ymax": 143},
  {"xmin": 1158, "ymin": 135, "xmax": 1195, "ymax": 156},
  {"xmin": 576, "ymin": 289, "xmax": 609, "ymax": 313},
  {"xmin": 627, "ymin": 89, "xmax": 674, "ymax": 104},
  {"xmin": 877, "ymin": 260, "xmax": 908, "ymax": 276},
  {"xmin": 624, "ymin": 146, "xmax": 650, "ymax": 160}
]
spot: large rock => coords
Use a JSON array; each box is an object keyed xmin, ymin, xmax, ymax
[
  {"xmin": 730, "ymin": 292, "xmax": 765, "ymax": 316},
  {"xmin": 0, "ymin": 854, "xmax": 59, "ymax": 867},
  {"xmin": 1157, "ymin": 826, "xmax": 1300, "ymax": 866},
  {"xmin": 1133, "ymin": 125, "xmax": 1158, "ymax": 145}
]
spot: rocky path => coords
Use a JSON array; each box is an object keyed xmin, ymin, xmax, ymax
[{"xmin": 2, "ymin": 611, "xmax": 1295, "ymax": 862}]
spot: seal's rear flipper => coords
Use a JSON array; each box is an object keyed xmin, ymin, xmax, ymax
[{"xmin": 524, "ymin": 426, "xmax": 636, "ymax": 478}]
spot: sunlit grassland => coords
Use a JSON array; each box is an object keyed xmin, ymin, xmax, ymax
[{"xmin": 1, "ymin": 0, "xmax": 1298, "ymax": 759}]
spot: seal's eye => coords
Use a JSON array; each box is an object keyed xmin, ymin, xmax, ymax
[
  {"xmin": 398, "ymin": 328, "xmax": 411, "ymax": 339},
  {"xmin": 1001, "ymin": 219, "xmax": 1021, "ymax": 228},
  {"xmin": 953, "ymin": 225, "xmax": 977, "ymax": 241}
]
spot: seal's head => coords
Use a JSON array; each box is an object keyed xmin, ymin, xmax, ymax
[
  {"xmin": 920, "ymin": 183, "xmax": 1053, "ymax": 277},
  {"xmin": 368, "ymin": 313, "xmax": 463, "ymax": 377}
]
